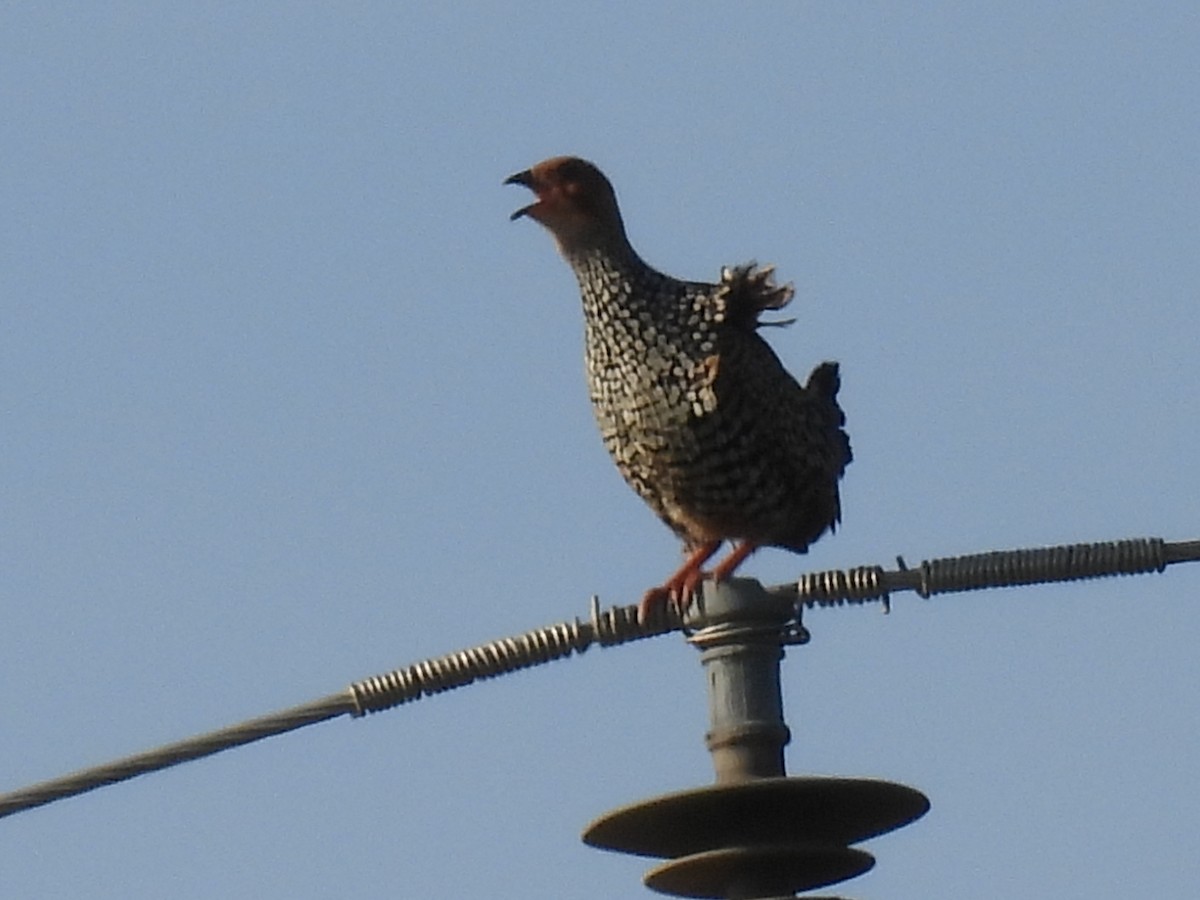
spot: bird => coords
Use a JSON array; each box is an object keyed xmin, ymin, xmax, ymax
[{"xmin": 505, "ymin": 156, "xmax": 850, "ymax": 622}]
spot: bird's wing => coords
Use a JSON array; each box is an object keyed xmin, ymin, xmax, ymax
[{"xmin": 708, "ymin": 305, "xmax": 852, "ymax": 545}]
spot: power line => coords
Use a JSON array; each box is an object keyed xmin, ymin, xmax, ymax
[{"xmin": 2, "ymin": 534, "xmax": 1196, "ymax": 821}]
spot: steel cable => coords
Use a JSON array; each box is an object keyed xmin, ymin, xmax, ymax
[{"xmin": 2, "ymin": 535, "xmax": 1196, "ymax": 820}]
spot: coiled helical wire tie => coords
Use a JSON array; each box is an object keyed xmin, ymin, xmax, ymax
[
  {"xmin": 2, "ymin": 534, "xmax": 1197, "ymax": 820},
  {"xmin": 789, "ymin": 536, "xmax": 1199, "ymax": 611}
]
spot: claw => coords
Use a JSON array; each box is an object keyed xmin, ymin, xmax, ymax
[
  {"xmin": 675, "ymin": 565, "xmax": 706, "ymax": 609},
  {"xmin": 638, "ymin": 569, "xmax": 704, "ymax": 624},
  {"xmin": 639, "ymin": 540, "xmax": 763, "ymax": 625},
  {"xmin": 638, "ymin": 585, "xmax": 672, "ymax": 624},
  {"xmin": 639, "ymin": 540, "xmax": 722, "ymax": 624}
]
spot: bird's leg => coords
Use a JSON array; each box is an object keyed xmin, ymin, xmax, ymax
[
  {"xmin": 711, "ymin": 540, "xmax": 760, "ymax": 582},
  {"xmin": 639, "ymin": 540, "xmax": 722, "ymax": 624}
]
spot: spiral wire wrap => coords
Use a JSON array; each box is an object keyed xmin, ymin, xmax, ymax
[
  {"xmin": 910, "ymin": 537, "xmax": 1167, "ymax": 597},
  {"xmin": 787, "ymin": 537, "xmax": 1188, "ymax": 610},
  {"xmin": 796, "ymin": 565, "xmax": 889, "ymax": 608},
  {"xmin": 350, "ymin": 598, "xmax": 670, "ymax": 715},
  {"xmin": 1, "ymin": 535, "xmax": 1196, "ymax": 820}
]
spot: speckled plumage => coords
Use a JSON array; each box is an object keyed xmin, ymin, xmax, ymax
[{"xmin": 506, "ymin": 157, "xmax": 850, "ymax": 613}]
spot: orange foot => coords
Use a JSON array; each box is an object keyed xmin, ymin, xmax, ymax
[
  {"xmin": 639, "ymin": 541, "xmax": 720, "ymax": 624},
  {"xmin": 638, "ymin": 540, "xmax": 762, "ymax": 624}
]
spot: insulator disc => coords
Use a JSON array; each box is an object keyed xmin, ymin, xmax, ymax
[
  {"xmin": 644, "ymin": 842, "xmax": 873, "ymax": 898},
  {"xmin": 583, "ymin": 776, "xmax": 929, "ymax": 860}
]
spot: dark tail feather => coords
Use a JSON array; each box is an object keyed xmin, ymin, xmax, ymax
[
  {"xmin": 806, "ymin": 361, "xmax": 841, "ymax": 402},
  {"xmin": 808, "ymin": 361, "xmax": 852, "ymax": 468}
]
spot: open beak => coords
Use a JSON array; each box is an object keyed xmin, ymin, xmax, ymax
[{"xmin": 504, "ymin": 169, "xmax": 538, "ymax": 221}]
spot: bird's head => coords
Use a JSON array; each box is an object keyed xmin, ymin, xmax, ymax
[{"xmin": 505, "ymin": 156, "xmax": 627, "ymax": 257}]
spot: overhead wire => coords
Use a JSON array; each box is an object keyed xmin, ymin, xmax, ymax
[{"xmin": 2, "ymin": 534, "xmax": 1197, "ymax": 820}]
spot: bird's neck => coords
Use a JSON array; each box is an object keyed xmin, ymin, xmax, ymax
[
  {"xmin": 567, "ymin": 243, "xmax": 653, "ymax": 322},
  {"xmin": 565, "ymin": 240, "xmax": 659, "ymax": 294}
]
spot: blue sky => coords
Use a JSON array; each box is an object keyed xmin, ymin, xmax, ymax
[{"xmin": 2, "ymin": 4, "xmax": 1197, "ymax": 898}]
